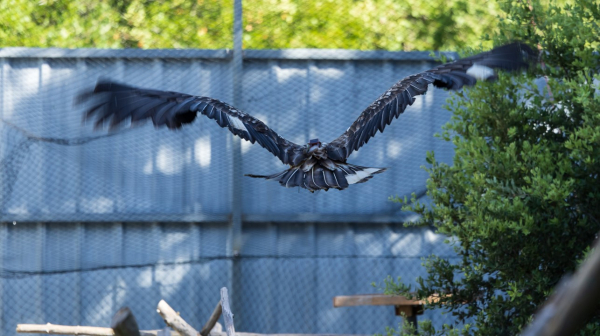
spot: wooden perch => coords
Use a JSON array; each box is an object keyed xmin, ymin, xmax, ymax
[
  {"xmin": 17, "ymin": 323, "xmax": 182, "ymax": 336},
  {"xmin": 200, "ymin": 302, "xmax": 222, "ymax": 336},
  {"xmin": 111, "ymin": 307, "xmax": 141, "ymax": 336},
  {"xmin": 16, "ymin": 324, "xmax": 115, "ymax": 336},
  {"xmin": 333, "ymin": 294, "xmax": 444, "ymax": 307},
  {"xmin": 17, "ymin": 288, "xmax": 357, "ymax": 336},
  {"xmin": 220, "ymin": 288, "xmax": 236, "ymax": 336},
  {"xmin": 17, "ymin": 324, "xmax": 371, "ymax": 336},
  {"xmin": 156, "ymin": 300, "xmax": 199, "ymax": 336},
  {"xmin": 16, "ymin": 324, "xmax": 364, "ymax": 336},
  {"xmin": 521, "ymin": 232, "xmax": 600, "ymax": 336},
  {"xmin": 17, "ymin": 298, "xmax": 224, "ymax": 336}
]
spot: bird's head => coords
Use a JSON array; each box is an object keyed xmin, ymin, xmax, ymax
[{"xmin": 307, "ymin": 138, "xmax": 322, "ymax": 154}]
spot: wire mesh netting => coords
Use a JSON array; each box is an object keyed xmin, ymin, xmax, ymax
[
  {"xmin": 0, "ymin": 222, "xmax": 460, "ymax": 334},
  {"xmin": 0, "ymin": 1, "xmax": 469, "ymax": 335}
]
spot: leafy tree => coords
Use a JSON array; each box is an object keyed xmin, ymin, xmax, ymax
[
  {"xmin": 384, "ymin": 0, "xmax": 600, "ymax": 335},
  {"xmin": 242, "ymin": 0, "xmax": 499, "ymax": 50},
  {"xmin": 0, "ymin": 0, "xmax": 233, "ymax": 49},
  {"xmin": 0, "ymin": 0, "xmax": 498, "ymax": 51}
]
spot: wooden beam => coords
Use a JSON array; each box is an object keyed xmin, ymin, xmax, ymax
[
  {"xmin": 200, "ymin": 302, "xmax": 222, "ymax": 336},
  {"xmin": 333, "ymin": 294, "xmax": 425, "ymax": 307}
]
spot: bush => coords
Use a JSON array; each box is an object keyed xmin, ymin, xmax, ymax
[{"xmin": 385, "ymin": 0, "xmax": 600, "ymax": 335}]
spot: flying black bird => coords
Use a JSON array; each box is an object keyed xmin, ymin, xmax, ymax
[{"xmin": 79, "ymin": 42, "xmax": 535, "ymax": 192}]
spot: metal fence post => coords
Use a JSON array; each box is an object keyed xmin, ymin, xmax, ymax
[
  {"xmin": 230, "ymin": 0, "xmax": 244, "ymax": 329},
  {"xmin": 230, "ymin": 0, "xmax": 243, "ymax": 256}
]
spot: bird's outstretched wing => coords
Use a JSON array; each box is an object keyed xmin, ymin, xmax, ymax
[
  {"xmin": 78, "ymin": 80, "xmax": 307, "ymax": 166},
  {"xmin": 325, "ymin": 42, "xmax": 536, "ymax": 161}
]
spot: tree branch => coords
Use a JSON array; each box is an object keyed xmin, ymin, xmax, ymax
[
  {"xmin": 220, "ymin": 288, "xmax": 236, "ymax": 336},
  {"xmin": 156, "ymin": 300, "xmax": 199, "ymax": 336},
  {"xmin": 16, "ymin": 324, "xmax": 182, "ymax": 336},
  {"xmin": 16, "ymin": 324, "xmax": 115, "ymax": 336},
  {"xmin": 200, "ymin": 302, "xmax": 222, "ymax": 336}
]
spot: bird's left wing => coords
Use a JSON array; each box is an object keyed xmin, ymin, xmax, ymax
[
  {"xmin": 325, "ymin": 42, "xmax": 536, "ymax": 161},
  {"xmin": 78, "ymin": 80, "xmax": 307, "ymax": 166}
]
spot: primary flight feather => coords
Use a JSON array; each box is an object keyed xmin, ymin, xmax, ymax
[{"xmin": 79, "ymin": 42, "xmax": 535, "ymax": 192}]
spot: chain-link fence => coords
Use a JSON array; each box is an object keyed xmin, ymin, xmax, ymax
[
  {"xmin": 0, "ymin": 1, "xmax": 468, "ymax": 335},
  {"xmin": 0, "ymin": 222, "xmax": 459, "ymax": 335}
]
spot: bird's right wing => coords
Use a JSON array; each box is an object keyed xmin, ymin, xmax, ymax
[
  {"xmin": 325, "ymin": 42, "xmax": 536, "ymax": 161},
  {"xmin": 78, "ymin": 80, "xmax": 307, "ymax": 166}
]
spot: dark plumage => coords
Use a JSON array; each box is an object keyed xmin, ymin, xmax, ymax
[{"xmin": 78, "ymin": 42, "xmax": 536, "ymax": 192}]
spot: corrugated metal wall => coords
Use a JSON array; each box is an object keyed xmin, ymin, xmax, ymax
[
  {"xmin": 0, "ymin": 221, "xmax": 456, "ymax": 335},
  {"xmin": 0, "ymin": 48, "xmax": 458, "ymax": 335}
]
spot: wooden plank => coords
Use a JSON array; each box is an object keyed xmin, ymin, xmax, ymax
[
  {"xmin": 333, "ymin": 294, "xmax": 443, "ymax": 308},
  {"xmin": 333, "ymin": 294, "xmax": 423, "ymax": 307}
]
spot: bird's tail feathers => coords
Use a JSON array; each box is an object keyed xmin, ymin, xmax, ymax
[{"xmin": 245, "ymin": 163, "xmax": 386, "ymax": 192}]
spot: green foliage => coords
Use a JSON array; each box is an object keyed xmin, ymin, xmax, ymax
[
  {"xmin": 0, "ymin": 0, "xmax": 233, "ymax": 48},
  {"xmin": 0, "ymin": 0, "xmax": 498, "ymax": 50},
  {"xmin": 386, "ymin": 0, "xmax": 600, "ymax": 335},
  {"xmin": 242, "ymin": 0, "xmax": 499, "ymax": 50}
]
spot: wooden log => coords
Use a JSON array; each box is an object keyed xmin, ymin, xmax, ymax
[
  {"xmin": 200, "ymin": 302, "xmax": 222, "ymax": 336},
  {"xmin": 16, "ymin": 324, "xmax": 367, "ymax": 336},
  {"xmin": 17, "ymin": 323, "xmax": 182, "ymax": 336},
  {"xmin": 156, "ymin": 300, "xmax": 199, "ymax": 336},
  {"xmin": 220, "ymin": 288, "xmax": 236, "ymax": 336},
  {"xmin": 17, "ymin": 324, "xmax": 115, "ymax": 336},
  {"xmin": 111, "ymin": 307, "xmax": 141, "ymax": 336}
]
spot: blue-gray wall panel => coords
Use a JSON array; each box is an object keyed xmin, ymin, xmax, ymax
[
  {"xmin": 0, "ymin": 49, "xmax": 461, "ymax": 335},
  {"xmin": 1, "ymin": 57, "xmax": 236, "ymax": 220},
  {"xmin": 1, "ymin": 52, "xmax": 453, "ymax": 221},
  {"xmin": 0, "ymin": 221, "xmax": 456, "ymax": 336}
]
